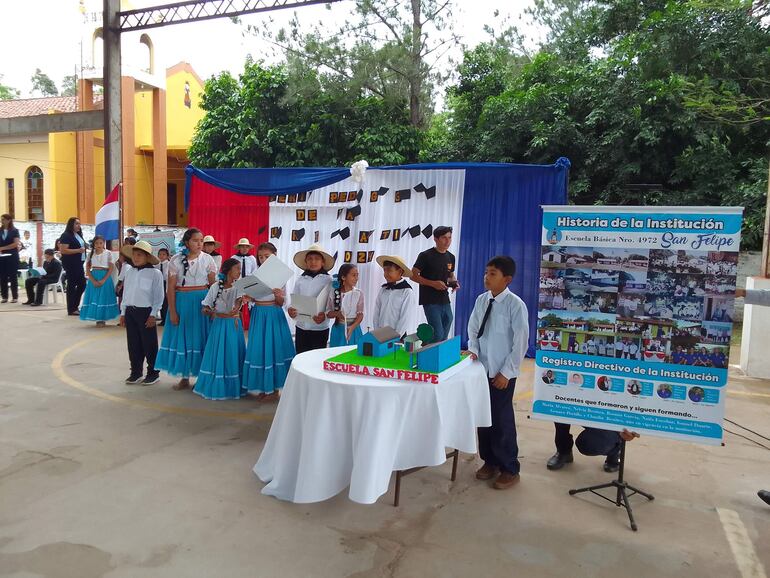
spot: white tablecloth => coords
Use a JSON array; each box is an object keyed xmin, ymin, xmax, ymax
[{"xmin": 254, "ymin": 346, "xmax": 491, "ymax": 504}]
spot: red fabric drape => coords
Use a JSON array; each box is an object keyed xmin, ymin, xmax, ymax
[
  {"xmin": 188, "ymin": 176, "xmax": 270, "ymax": 331},
  {"xmin": 187, "ymin": 175, "xmax": 270, "ymax": 261}
]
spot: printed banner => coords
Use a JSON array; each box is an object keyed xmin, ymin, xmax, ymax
[
  {"xmin": 137, "ymin": 230, "xmax": 177, "ymax": 255},
  {"xmin": 532, "ymin": 206, "xmax": 743, "ymax": 445}
]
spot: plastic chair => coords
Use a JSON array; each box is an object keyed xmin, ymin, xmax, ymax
[{"xmin": 42, "ymin": 270, "xmax": 66, "ymax": 305}]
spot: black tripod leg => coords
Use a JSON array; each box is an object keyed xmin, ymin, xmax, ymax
[
  {"xmin": 569, "ymin": 481, "xmax": 616, "ymax": 495},
  {"xmin": 625, "ymin": 484, "xmax": 655, "ymax": 501},
  {"xmin": 619, "ymin": 486, "xmax": 638, "ymax": 531}
]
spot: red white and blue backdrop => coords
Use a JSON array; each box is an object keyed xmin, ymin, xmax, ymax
[{"xmin": 185, "ymin": 160, "xmax": 570, "ymax": 353}]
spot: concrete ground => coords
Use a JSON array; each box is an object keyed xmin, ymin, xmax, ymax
[{"xmin": 1, "ymin": 302, "xmax": 768, "ymax": 578}]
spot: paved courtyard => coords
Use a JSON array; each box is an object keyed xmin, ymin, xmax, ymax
[{"xmin": 1, "ymin": 303, "xmax": 768, "ymax": 577}]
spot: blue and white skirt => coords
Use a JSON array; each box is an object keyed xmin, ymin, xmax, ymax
[
  {"xmin": 242, "ymin": 305, "xmax": 296, "ymax": 394},
  {"xmin": 329, "ymin": 322, "xmax": 363, "ymax": 348},
  {"xmin": 80, "ymin": 269, "xmax": 119, "ymax": 321},
  {"xmin": 157, "ymin": 289, "xmax": 210, "ymax": 377},
  {"xmin": 194, "ymin": 316, "xmax": 246, "ymax": 400}
]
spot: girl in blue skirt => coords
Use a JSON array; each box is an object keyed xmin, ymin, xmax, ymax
[
  {"xmin": 80, "ymin": 235, "xmax": 119, "ymax": 326},
  {"xmin": 326, "ymin": 264, "xmax": 364, "ymax": 347},
  {"xmin": 194, "ymin": 258, "xmax": 246, "ymax": 400},
  {"xmin": 242, "ymin": 242, "xmax": 296, "ymax": 401},
  {"xmin": 156, "ymin": 228, "xmax": 218, "ymax": 391}
]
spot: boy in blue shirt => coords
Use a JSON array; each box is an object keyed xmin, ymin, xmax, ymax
[{"xmin": 466, "ymin": 256, "xmax": 529, "ymax": 490}]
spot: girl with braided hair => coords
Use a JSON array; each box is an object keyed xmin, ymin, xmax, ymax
[
  {"xmin": 326, "ymin": 264, "xmax": 364, "ymax": 347},
  {"xmin": 156, "ymin": 228, "xmax": 218, "ymax": 391},
  {"xmin": 194, "ymin": 258, "xmax": 246, "ymax": 400}
]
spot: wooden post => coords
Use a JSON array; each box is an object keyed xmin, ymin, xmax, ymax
[{"xmin": 760, "ymin": 158, "xmax": 770, "ymax": 277}]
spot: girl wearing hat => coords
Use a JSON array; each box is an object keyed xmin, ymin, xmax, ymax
[
  {"xmin": 156, "ymin": 228, "xmax": 218, "ymax": 390},
  {"xmin": 231, "ymin": 238, "xmax": 258, "ymax": 331},
  {"xmin": 194, "ymin": 258, "xmax": 246, "ymax": 400},
  {"xmin": 326, "ymin": 264, "xmax": 364, "ymax": 347},
  {"xmin": 80, "ymin": 235, "xmax": 120, "ymax": 326},
  {"xmin": 242, "ymin": 242, "xmax": 296, "ymax": 399},
  {"xmin": 202, "ymin": 235, "xmax": 222, "ymax": 270},
  {"xmin": 288, "ymin": 244, "xmax": 335, "ymax": 354}
]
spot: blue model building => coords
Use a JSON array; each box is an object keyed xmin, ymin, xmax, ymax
[
  {"xmin": 416, "ymin": 335, "xmax": 461, "ymax": 373},
  {"xmin": 357, "ymin": 327, "xmax": 401, "ymax": 357}
]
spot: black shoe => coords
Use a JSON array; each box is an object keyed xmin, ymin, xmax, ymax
[
  {"xmin": 0, "ymin": 299, "xmax": 7, "ymax": 303},
  {"xmin": 22, "ymin": 300, "xmax": 33, "ymax": 305},
  {"xmin": 142, "ymin": 372, "xmax": 160, "ymax": 385},
  {"xmin": 125, "ymin": 374, "xmax": 143, "ymax": 384},
  {"xmin": 68, "ymin": 310, "xmax": 80, "ymax": 316},
  {"xmin": 759, "ymin": 490, "xmax": 770, "ymax": 506},
  {"xmin": 603, "ymin": 459, "xmax": 620, "ymax": 473},
  {"xmin": 30, "ymin": 302, "xmax": 42, "ymax": 307},
  {"xmin": 547, "ymin": 452, "xmax": 574, "ymax": 470}
]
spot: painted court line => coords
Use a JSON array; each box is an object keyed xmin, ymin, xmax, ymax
[
  {"xmin": 51, "ymin": 336, "xmax": 275, "ymax": 422},
  {"xmin": 717, "ymin": 508, "xmax": 767, "ymax": 578}
]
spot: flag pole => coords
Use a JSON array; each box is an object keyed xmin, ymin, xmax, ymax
[{"xmin": 118, "ymin": 181, "xmax": 123, "ymax": 250}]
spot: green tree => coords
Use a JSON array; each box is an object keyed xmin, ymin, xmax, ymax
[
  {"xmin": 0, "ymin": 75, "xmax": 19, "ymax": 100},
  {"xmin": 189, "ymin": 59, "xmax": 421, "ymax": 168},
  {"xmin": 245, "ymin": 0, "xmax": 459, "ymax": 128},
  {"xmin": 425, "ymin": 0, "xmax": 770, "ymax": 247},
  {"xmin": 61, "ymin": 74, "xmax": 78, "ymax": 97},
  {"xmin": 31, "ymin": 68, "xmax": 58, "ymax": 96}
]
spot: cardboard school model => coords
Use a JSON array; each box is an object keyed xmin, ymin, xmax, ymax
[{"xmin": 324, "ymin": 326, "xmax": 471, "ymax": 384}]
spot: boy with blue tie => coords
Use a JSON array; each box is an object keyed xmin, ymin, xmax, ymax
[{"xmin": 466, "ymin": 256, "xmax": 529, "ymax": 490}]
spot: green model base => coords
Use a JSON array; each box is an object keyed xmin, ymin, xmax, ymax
[{"xmin": 327, "ymin": 348, "xmax": 469, "ymax": 374}]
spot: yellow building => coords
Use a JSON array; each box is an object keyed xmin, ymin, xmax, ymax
[{"xmin": 0, "ymin": 60, "xmax": 204, "ymax": 227}]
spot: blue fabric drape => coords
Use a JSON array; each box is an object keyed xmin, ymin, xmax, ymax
[
  {"xmin": 455, "ymin": 159, "xmax": 570, "ymax": 355},
  {"xmin": 185, "ymin": 165, "xmax": 351, "ymax": 208}
]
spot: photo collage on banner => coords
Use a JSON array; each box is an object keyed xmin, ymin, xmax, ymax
[
  {"xmin": 533, "ymin": 206, "xmax": 743, "ymax": 445},
  {"xmin": 268, "ymin": 169, "xmax": 466, "ymax": 333}
]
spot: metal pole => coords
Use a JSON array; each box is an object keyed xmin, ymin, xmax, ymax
[
  {"xmin": 761, "ymin": 158, "xmax": 770, "ymax": 277},
  {"xmin": 104, "ymin": 0, "xmax": 122, "ymax": 204}
]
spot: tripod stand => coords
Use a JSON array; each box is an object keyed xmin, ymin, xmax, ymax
[{"xmin": 568, "ymin": 440, "xmax": 654, "ymax": 531}]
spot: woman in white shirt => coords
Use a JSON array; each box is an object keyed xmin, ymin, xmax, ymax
[
  {"xmin": 79, "ymin": 235, "xmax": 119, "ymax": 326},
  {"xmin": 156, "ymin": 228, "xmax": 218, "ymax": 391}
]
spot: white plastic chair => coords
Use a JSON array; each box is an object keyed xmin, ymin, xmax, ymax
[{"xmin": 42, "ymin": 270, "xmax": 66, "ymax": 305}]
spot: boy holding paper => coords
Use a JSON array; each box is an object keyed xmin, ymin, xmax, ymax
[{"xmin": 288, "ymin": 244, "xmax": 334, "ymax": 353}]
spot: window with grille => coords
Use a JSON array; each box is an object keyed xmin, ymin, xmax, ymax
[
  {"xmin": 26, "ymin": 166, "xmax": 44, "ymax": 221},
  {"xmin": 5, "ymin": 179, "xmax": 13, "ymax": 218}
]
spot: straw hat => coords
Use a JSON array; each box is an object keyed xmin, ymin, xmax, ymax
[
  {"xmin": 376, "ymin": 255, "xmax": 412, "ymax": 278},
  {"xmin": 233, "ymin": 237, "xmax": 254, "ymax": 249},
  {"xmin": 202, "ymin": 235, "xmax": 221, "ymax": 249},
  {"xmin": 293, "ymin": 243, "xmax": 335, "ymax": 271},
  {"xmin": 122, "ymin": 240, "xmax": 159, "ymax": 265}
]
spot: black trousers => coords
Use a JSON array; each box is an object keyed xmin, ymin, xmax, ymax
[
  {"xmin": 575, "ymin": 428, "xmax": 621, "ymax": 462},
  {"xmin": 25, "ymin": 278, "xmax": 56, "ymax": 304},
  {"xmin": 295, "ymin": 327, "xmax": 329, "ymax": 354},
  {"xmin": 554, "ymin": 422, "xmax": 574, "ymax": 454},
  {"xmin": 64, "ymin": 263, "xmax": 86, "ymax": 313},
  {"xmin": 478, "ymin": 377, "xmax": 520, "ymax": 475},
  {"xmin": 125, "ymin": 306, "xmax": 158, "ymax": 376},
  {"xmin": 0, "ymin": 255, "xmax": 19, "ymax": 299}
]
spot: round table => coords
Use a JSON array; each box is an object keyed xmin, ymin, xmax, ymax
[{"xmin": 254, "ymin": 346, "xmax": 491, "ymax": 504}]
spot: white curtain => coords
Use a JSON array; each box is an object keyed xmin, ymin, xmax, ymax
[{"xmin": 268, "ymin": 169, "xmax": 466, "ymax": 333}]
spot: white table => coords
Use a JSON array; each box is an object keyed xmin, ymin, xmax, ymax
[{"xmin": 254, "ymin": 346, "xmax": 491, "ymax": 504}]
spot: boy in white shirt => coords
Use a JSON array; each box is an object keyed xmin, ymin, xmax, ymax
[
  {"xmin": 119, "ymin": 241, "xmax": 165, "ymax": 385},
  {"xmin": 465, "ymin": 256, "xmax": 529, "ymax": 490},
  {"xmin": 372, "ymin": 255, "xmax": 416, "ymax": 337},
  {"xmin": 231, "ymin": 238, "xmax": 258, "ymax": 278}
]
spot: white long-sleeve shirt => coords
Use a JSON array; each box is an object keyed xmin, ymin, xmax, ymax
[
  {"xmin": 291, "ymin": 272, "xmax": 333, "ymax": 331},
  {"xmin": 231, "ymin": 253, "xmax": 257, "ymax": 277},
  {"xmin": 467, "ymin": 288, "xmax": 529, "ymax": 379},
  {"xmin": 744, "ymin": 289, "xmax": 770, "ymax": 307},
  {"xmin": 372, "ymin": 280, "xmax": 417, "ymax": 337},
  {"xmin": 120, "ymin": 266, "xmax": 165, "ymax": 318}
]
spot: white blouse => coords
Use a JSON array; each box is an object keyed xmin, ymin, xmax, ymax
[
  {"xmin": 327, "ymin": 287, "xmax": 364, "ymax": 320},
  {"xmin": 202, "ymin": 283, "xmax": 242, "ymax": 314},
  {"xmin": 169, "ymin": 252, "xmax": 217, "ymax": 286},
  {"xmin": 88, "ymin": 250, "xmax": 113, "ymax": 268}
]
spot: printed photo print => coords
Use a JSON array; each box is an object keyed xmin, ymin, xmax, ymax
[
  {"xmin": 707, "ymin": 251, "xmax": 739, "ymax": 276},
  {"xmin": 537, "ymin": 310, "xmax": 617, "ymax": 358}
]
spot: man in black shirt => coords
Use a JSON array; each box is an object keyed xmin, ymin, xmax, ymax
[
  {"xmin": 412, "ymin": 226, "xmax": 458, "ymax": 343},
  {"xmin": 23, "ymin": 249, "xmax": 62, "ymax": 306}
]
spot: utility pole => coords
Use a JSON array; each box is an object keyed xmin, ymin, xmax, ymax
[{"xmin": 104, "ymin": 0, "xmax": 122, "ymax": 230}]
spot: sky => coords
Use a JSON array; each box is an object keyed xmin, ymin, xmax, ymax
[{"xmin": 0, "ymin": 0, "xmax": 541, "ymax": 101}]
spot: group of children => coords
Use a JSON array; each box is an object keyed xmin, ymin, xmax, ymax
[{"xmin": 114, "ymin": 232, "xmax": 421, "ymax": 402}]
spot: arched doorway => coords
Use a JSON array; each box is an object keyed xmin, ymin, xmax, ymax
[{"xmin": 26, "ymin": 166, "xmax": 44, "ymax": 221}]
